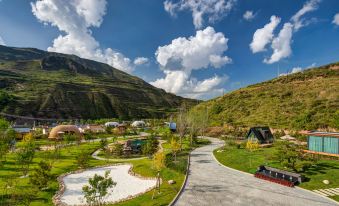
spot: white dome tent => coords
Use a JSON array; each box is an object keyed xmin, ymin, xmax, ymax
[
  {"xmin": 105, "ymin": 122, "xmax": 120, "ymax": 127},
  {"xmin": 131, "ymin": 121, "xmax": 146, "ymax": 128}
]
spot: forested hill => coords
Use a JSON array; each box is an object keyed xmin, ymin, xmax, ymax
[
  {"xmin": 0, "ymin": 45, "xmax": 196, "ymax": 120},
  {"xmin": 193, "ymin": 62, "xmax": 339, "ymax": 130}
]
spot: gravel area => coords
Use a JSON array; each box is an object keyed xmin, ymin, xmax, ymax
[{"xmin": 59, "ymin": 164, "xmax": 156, "ymax": 205}]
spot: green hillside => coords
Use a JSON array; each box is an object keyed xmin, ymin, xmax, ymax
[
  {"xmin": 0, "ymin": 45, "xmax": 196, "ymax": 120},
  {"xmin": 193, "ymin": 63, "xmax": 339, "ymax": 130}
]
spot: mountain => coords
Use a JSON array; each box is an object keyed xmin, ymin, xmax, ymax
[
  {"xmin": 0, "ymin": 45, "xmax": 196, "ymax": 120},
  {"xmin": 192, "ymin": 63, "xmax": 339, "ymax": 130}
]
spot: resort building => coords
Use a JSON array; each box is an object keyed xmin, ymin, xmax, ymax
[
  {"xmin": 48, "ymin": 125, "xmax": 82, "ymax": 140},
  {"xmin": 246, "ymin": 127, "xmax": 274, "ymax": 144},
  {"xmin": 301, "ymin": 131, "xmax": 339, "ymax": 157},
  {"xmin": 11, "ymin": 125, "xmax": 32, "ymax": 139}
]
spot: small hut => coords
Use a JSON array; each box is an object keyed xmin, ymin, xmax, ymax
[
  {"xmin": 246, "ymin": 127, "xmax": 274, "ymax": 144},
  {"xmin": 48, "ymin": 125, "xmax": 82, "ymax": 140}
]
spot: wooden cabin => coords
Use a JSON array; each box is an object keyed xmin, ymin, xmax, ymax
[{"xmin": 246, "ymin": 127, "xmax": 274, "ymax": 144}]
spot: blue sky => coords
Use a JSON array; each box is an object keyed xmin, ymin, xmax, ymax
[{"xmin": 0, "ymin": 0, "xmax": 338, "ymax": 100}]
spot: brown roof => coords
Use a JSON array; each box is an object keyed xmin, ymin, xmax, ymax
[
  {"xmin": 49, "ymin": 125, "xmax": 82, "ymax": 139},
  {"xmin": 300, "ymin": 131, "xmax": 339, "ymax": 138}
]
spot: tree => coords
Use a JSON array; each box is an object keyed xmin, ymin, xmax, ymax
[
  {"xmin": 111, "ymin": 142, "xmax": 123, "ymax": 157},
  {"xmin": 177, "ymin": 104, "xmax": 188, "ymax": 150},
  {"xmin": 170, "ymin": 137, "xmax": 180, "ymax": 162},
  {"xmin": 30, "ymin": 161, "xmax": 52, "ymax": 190},
  {"xmin": 0, "ymin": 128, "xmax": 16, "ymax": 165},
  {"xmin": 142, "ymin": 134, "xmax": 159, "ymax": 157},
  {"xmin": 100, "ymin": 138, "xmax": 108, "ymax": 151},
  {"xmin": 82, "ymin": 171, "xmax": 116, "ymax": 206},
  {"xmin": 77, "ymin": 151, "xmax": 90, "ymax": 168},
  {"xmin": 272, "ymin": 141, "xmax": 313, "ymax": 172},
  {"xmin": 152, "ymin": 151, "xmax": 165, "ymax": 199},
  {"xmin": 246, "ymin": 138, "xmax": 259, "ymax": 168},
  {"xmin": 16, "ymin": 138, "xmax": 35, "ymax": 176},
  {"xmin": 187, "ymin": 107, "xmax": 208, "ymax": 145}
]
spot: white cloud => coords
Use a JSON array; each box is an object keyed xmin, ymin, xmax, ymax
[
  {"xmin": 252, "ymin": 1, "xmax": 320, "ymax": 64},
  {"xmin": 291, "ymin": 0, "xmax": 321, "ymax": 31},
  {"xmin": 133, "ymin": 57, "xmax": 149, "ymax": 65},
  {"xmin": 0, "ymin": 36, "xmax": 5, "ymax": 45},
  {"xmin": 279, "ymin": 66, "xmax": 303, "ymax": 76},
  {"xmin": 243, "ymin": 10, "xmax": 255, "ymax": 21},
  {"xmin": 151, "ymin": 70, "xmax": 228, "ymax": 99},
  {"xmin": 209, "ymin": 55, "xmax": 232, "ymax": 68},
  {"xmin": 164, "ymin": 0, "xmax": 236, "ymax": 29},
  {"xmin": 250, "ymin": 16, "xmax": 281, "ymax": 53},
  {"xmin": 31, "ymin": 0, "xmax": 139, "ymax": 73},
  {"xmin": 151, "ymin": 27, "xmax": 231, "ymax": 99},
  {"xmin": 333, "ymin": 13, "xmax": 339, "ymax": 25},
  {"xmin": 306, "ymin": 62, "xmax": 316, "ymax": 68},
  {"xmin": 156, "ymin": 27, "xmax": 231, "ymax": 71},
  {"xmin": 264, "ymin": 23, "xmax": 293, "ymax": 64}
]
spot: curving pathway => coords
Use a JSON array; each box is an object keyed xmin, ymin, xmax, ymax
[{"xmin": 174, "ymin": 137, "xmax": 338, "ymax": 206}]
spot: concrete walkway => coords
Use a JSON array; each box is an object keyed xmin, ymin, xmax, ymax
[{"xmin": 174, "ymin": 137, "xmax": 338, "ymax": 206}]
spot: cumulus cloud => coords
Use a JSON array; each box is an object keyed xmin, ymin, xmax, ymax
[
  {"xmin": 243, "ymin": 10, "xmax": 255, "ymax": 21},
  {"xmin": 31, "ymin": 0, "xmax": 146, "ymax": 73},
  {"xmin": 251, "ymin": 0, "xmax": 321, "ymax": 64},
  {"xmin": 250, "ymin": 15, "xmax": 281, "ymax": 53},
  {"xmin": 291, "ymin": 0, "xmax": 321, "ymax": 31},
  {"xmin": 151, "ymin": 71, "xmax": 228, "ymax": 99},
  {"xmin": 151, "ymin": 27, "xmax": 230, "ymax": 99},
  {"xmin": 133, "ymin": 57, "xmax": 149, "ymax": 65},
  {"xmin": 156, "ymin": 27, "xmax": 231, "ymax": 71},
  {"xmin": 264, "ymin": 23, "xmax": 293, "ymax": 64},
  {"xmin": 0, "ymin": 36, "xmax": 5, "ymax": 45},
  {"xmin": 333, "ymin": 13, "xmax": 339, "ymax": 25},
  {"xmin": 279, "ymin": 66, "xmax": 303, "ymax": 76},
  {"xmin": 164, "ymin": 0, "xmax": 236, "ymax": 29}
]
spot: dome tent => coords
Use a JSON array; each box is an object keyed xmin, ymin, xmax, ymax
[{"xmin": 48, "ymin": 125, "xmax": 82, "ymax": 140}]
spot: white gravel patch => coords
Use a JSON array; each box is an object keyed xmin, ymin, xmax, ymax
[{"xmin": 60, "ymin": 165, "xmax": 156, "ymax": 205}]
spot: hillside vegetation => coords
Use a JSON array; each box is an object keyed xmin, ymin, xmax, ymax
[
  {"xmin": 0, "ymin": 45, "xmax": 196, "ymax": 120},
  {"xmin": 193, "ymin": 63, "xmax": 339, "ymax": 130}
]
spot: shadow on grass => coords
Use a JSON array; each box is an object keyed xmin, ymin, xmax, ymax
[{"xmin": 302, "ymin": 162, "xmax": 339, "ymax": 182}]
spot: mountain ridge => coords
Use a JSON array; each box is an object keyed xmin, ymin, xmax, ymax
[
  {"xmin": 0, "ymin": 45, "xmax": 197, "ymax": 120},
  {"xmin": 192, "ymin": 62, "xmax": 339, "ymax": 130}
]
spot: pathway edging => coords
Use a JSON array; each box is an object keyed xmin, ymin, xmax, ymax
[{"xmin": 168, "ymin": 155, "xmax": 191, "ymax": 206}]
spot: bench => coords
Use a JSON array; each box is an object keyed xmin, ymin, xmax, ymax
[{"xmin": 255, "ymin": 165, "xmax": 304, "ymax": 187}]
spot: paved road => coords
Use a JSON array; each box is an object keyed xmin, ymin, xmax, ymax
[{"xmin": 174, "ymin": 137, "xmax": 337, "ymax": 206}]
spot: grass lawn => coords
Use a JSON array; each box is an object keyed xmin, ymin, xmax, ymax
[
  {"xmin": 0, "ymin": 137, "xmax": 209, "ymax": 205},
  {"xmin": 213, "ymin": 145, "xmax": 339, "ymax": 202}
]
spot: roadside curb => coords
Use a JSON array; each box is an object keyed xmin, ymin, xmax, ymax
[
  {"xmin": 168, "ymin": 154, "xmax": 190, "ymax": 206},
  {"xmin": 212, "ymin": 147, "xmax": 252, "ymax": 177}
]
